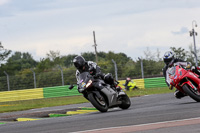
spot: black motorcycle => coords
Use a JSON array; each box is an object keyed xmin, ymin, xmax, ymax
[{"xmin": 69, "ymin": 72, "xmax": 131, "ymax": 112}]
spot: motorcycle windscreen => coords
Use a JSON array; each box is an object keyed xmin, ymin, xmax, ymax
[
  {"xmin": 78, "ymin": 72, "xmax": 90, "ymax": 88},
  {"xmin": 168, "ymin": 66, "xmax": 176, "ymax": 76}
]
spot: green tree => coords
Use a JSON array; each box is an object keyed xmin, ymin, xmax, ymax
[
  {"xmin": 187, "ymin": 44, "xmax": 200, "ymax": 64},
  {"xmin": 81, "ymin": 52, "xmax": 96, "ymax": 61},
  {"xmin": 0, "ymin": 42, "xmax": 11, "ymax": 63},
  {"xmin": 36, "ymin": 58, "xmax": 52, "ymax": 72},
  {"xmin": 143, "ymin": 47, "xmax": 155, "ymax": 60},
  {"xmin": 36, "ymin": 50, "xmax": 64, "ymax": 72},
  {"xmin": 46, "ymin": 50, "xmax": 62, "ymax": 65},
  {"xmin": 121, "ymin": 60, "xmax": 137, "ymax": 78},
  {"xmin": 1, "ymin": 52, "xmax": 37, "ymax": 75},
  {"xmin": 62, "ymin": 54, "xmax": 77, "ymax": 68},
  {"xmin": 170, "ymin": 47, "xmax": 187, "ymax": 60}
]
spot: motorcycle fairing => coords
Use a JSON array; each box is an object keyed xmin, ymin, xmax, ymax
[
  {"xmin": 172, "ymin": 66, "xmax": 200, "ymax": 92},
  {"xmin": 101, "ymin": 87, "xmax": 118, "ymax": 107},
  {"xmin": 181, "ymin": 80, "xmax": 194, "ymax": 89}
]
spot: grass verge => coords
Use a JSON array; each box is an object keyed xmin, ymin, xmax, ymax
[
  {"xmin": 126, "ymin": 87, "xmax": 172, "ymax": 97},
  {"xmin": 0, "ymin": 87, "xmax": 172, "ymax": 113}
]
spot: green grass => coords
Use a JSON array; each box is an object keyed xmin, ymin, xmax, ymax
[
  {"xmin": 0, "ymin": 96, "xmax": 88, "ymax": 113},
  {"xmin": 0, "ymin": 87, "xmax": 172, "ymax": 113},
  {"xmin": 126, "ymin": 87, "xmax": 172, "ymax": 97}
]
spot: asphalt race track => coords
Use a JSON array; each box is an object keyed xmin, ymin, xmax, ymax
[{"xmin": 0, "ymin": 93, "xmax": 200, "ymax": 133}]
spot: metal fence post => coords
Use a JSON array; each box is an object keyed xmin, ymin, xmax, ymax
[
  {"xmin": 189, "ymin": 20, "xmax": 198, "ymax": 66},
  {"xmin": 4, "ymin": 71, "xmax": 10, "ymax": 91},
  {"xmin": 112, "ymin": 59, "xmax": 118, "ymax": 81},
  {"xmin": 138, "ymin": 57, "xmax": 144, "ymax": 79},
  {"xmin": 30, "ymin": 69, "xmax": 36, "ymax": 88},
  {"xmin": 58, "ymin": 65, "xmax": 64, "ymax": 86}
]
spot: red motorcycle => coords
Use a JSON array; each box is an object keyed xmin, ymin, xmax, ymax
[{"xmin": 168, "ymin": 65, "xmax": 200, "ymax": 102}]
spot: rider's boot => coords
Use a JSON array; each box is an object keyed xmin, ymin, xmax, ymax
[
  {"xmin": 191, "ymin": 67, "xmax": 200, "ymax": 78},
  {"xmin": 174, "ymin": 90, "xmax": 186, "ymax": 99},
  {"xmin": 116, "ymin": 86, "xmax": 121, "ymax": 92}
]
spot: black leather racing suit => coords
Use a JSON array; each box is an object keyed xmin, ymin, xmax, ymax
[
  {"xmin": 75, "ymin": 61, "xmax": 101, "ymax": 92},
  {"xmin": 75, "ymin": 61, "xmax": 114, "ymax": 93}
]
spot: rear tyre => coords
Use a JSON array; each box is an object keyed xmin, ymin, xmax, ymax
[
  {"xmin": 182, "ymin": 84, "xmax": 200, "ymax": 102},
  {"xmin": 88, "ymin": 93, "xmax": 108, "ymax": 112},
  {"xmin": 118, "ymin": 94, "xmax": 131, "ymax": 109}
]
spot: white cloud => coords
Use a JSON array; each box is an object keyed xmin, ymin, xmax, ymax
[
  {"xmin": 1, "ymin": 0, "xmax": 200, "ymax": 61},
  {"xmin": 0, "ymin": 0, "xmax": 10, "ymax": 5}
]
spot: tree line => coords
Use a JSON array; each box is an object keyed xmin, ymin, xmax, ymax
[{"xmin": 0, "ymin": 43, "xmax": 198, "ymax": 91}]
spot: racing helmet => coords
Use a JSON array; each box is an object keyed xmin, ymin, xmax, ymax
[
  {"xmin": 73, "ymin": 56, "xmax": 86, "ymax": 70},
  {"xmin": 104, "ymin": 73, "xmax": 114, "ymax": 84},
  {"xmin": 163, "ymin": 51, "xmax": 175, "ymax": 66},
  {"xmin": 126, "ymin": 77, "xmax": 131, "ymax": 81}
]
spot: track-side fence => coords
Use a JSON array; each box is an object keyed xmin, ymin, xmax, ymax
[{"xmin": 0, "ymin": 77, "xmax": 167, "ymax": 103}]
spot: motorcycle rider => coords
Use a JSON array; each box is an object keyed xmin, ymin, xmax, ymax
[
  {"xmin": 124, "ymin": 77, "xmax": 137, "ymax": 91},
  {"xmin": 162, "ymin": 51, "xmax": 200, "ymax": 99},
  {"xmin": 73, "ymin": 55, "xmax": 115, "ymax": 93}
]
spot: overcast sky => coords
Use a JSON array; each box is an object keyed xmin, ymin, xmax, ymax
[{"xmin": 0, "ymin": 0, "xmax": 200, "ymax": 61}]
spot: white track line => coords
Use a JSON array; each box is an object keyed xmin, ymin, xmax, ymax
[{"xmin": 71, "ymin": 117, "xmax": 200, "ymax": 133}]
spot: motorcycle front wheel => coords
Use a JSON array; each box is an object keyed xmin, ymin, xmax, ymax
[
  {"xmin": 182, "ymin": 84, "xmax": 200, "ymax": 102},
  {"xmin": 88, "ymin": 93, "xmax": 108, "ymax": 112},
  {"xmin": 118, "ymin": 94, "xmax": 131, "ymax": 109}
]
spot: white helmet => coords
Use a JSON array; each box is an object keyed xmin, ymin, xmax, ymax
[{"xmin": 163, "ymin": 51, "xmax": 175, "ymax": 66}]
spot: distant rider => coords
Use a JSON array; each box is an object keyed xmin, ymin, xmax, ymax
[
  {"xmin": 162, "ymin": 51, "xmax": 200, "ymax": 99},
  {"xmin": 73, "ymin": 55, "xmax": 115, "ymax": 93},
  {"xmin": 124, "ymin": 77, "xmax": 137, "ymax": 91}
]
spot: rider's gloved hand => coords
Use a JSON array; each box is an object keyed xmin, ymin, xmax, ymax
[
  {"xmin": 191, "ymin": 66, "xmax": 196, "ymax": 72},
  {"xmin": 186, "ymin": 62, "xmax": 192, "ymax": 69},
  {"xmin": 89, "ymin": 67, "xmax": 95, "ymax": 75},
  {"xmin": 78, "ymin": 88, "xmax": 84, "ymax": 93},
  {"xmin": 169, "ymin": 85, "xmax": 174, "ymax": 90},
  {"xmin": 94, "ymin": 73, "xmax": 101, "ymax": 78}
]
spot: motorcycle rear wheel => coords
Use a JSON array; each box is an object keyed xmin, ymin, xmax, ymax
[
  {"xmin": 118, "ymin": 94, "xmax": 131, "ymax": 109},
  {"xmin": 182, "ymin": 84, "xmax": 200, "ymax": 102},
  {"xmin": 88, "ymin": 93, "xmax": 108, "ymax": 112}
]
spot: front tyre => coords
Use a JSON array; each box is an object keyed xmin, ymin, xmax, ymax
[
  {"xmin": 88, "ymin": 93, "xmax": 108, "ymax": 112},
  {"xmin": 118, "ymin": 94, "xmax": 131, "ymax": 109},
  {"xmin": 182, "ymin": 84, "xmax": 200, "ymax": 102}
]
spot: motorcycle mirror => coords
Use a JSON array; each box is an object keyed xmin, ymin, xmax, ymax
[{"xmin": 69, "ymin": 85, "xmax": 74, "ymax": 90}]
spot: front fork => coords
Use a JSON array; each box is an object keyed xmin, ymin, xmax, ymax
[
  {"xmin": 92, "ymin": 91, "xmax": 103, "ymax": 100},
  {"xmin": 181, "ymin": 78, "xmax": 198, "ymax": 92}
]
